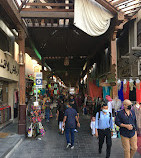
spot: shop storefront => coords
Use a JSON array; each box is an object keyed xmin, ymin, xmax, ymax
[{"xmin": 0, "ymin": 49, "xmax": 19, "ymax": 123}]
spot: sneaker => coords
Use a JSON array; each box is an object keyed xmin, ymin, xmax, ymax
[
  {"xmin": 66, "ymin": 143, "xmax": 71, "ymax": 148},
  {"xmin": 74, "ymin": 129, "xmax": 78, "ymax": 132},
  {"xmin": 71, "ymin": 145, "xmax": 74, "ymax": 149}
]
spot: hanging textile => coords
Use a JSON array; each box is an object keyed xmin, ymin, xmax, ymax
[
  {"xmin": 74, "ymin": 0, "xmax": 113, "ymax": 36},
  {"xmin": 118, "ymin": 81, "xmax": 124, "ymax": 101},
  {"xmin": 129, "ymin": 81, "xmax": 136, "ymax": 101},
  {"xmin": 123, "ymin": 81, "xmax": 129, "ymax": 100},
  {"xmin": 89, "ymin": 81, "xmax": 102, "ymax": 99},
  {"xmin": 136, "ymin": 80, "xmax": 141, "ymax": 103},
  {"xmin": 103, "ymin": 87, "xmax": 111, "ymax": 99},
  {"xmin": 132, "ymin": 104, "xmax": 141, "ymax": 136}
]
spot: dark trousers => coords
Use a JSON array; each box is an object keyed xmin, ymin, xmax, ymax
[
  {"xmin": 98, "ymin": 128, "xmax": 112, "ymax": 158},
  {"xmin": 65, "ymin": 128, "xmax": 75, "ymax": 146}
]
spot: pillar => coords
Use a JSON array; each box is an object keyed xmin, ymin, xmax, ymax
[
  {"xmin": 18, "ymin": 29, "xmax": 26, "ymax": 134},
  {"xmin": 111, "ymin": 32, "xmax": 118, "ymax": 99}
]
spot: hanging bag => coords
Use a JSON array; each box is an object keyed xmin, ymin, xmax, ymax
[{"xmin": 28, "ymin": 123, "xmax": 33, "ymax": 137}]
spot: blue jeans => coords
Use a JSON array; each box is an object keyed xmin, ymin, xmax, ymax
[
  {"xmin": 65, "ymin": 128, "xmax": 75, "ymax": 146},
  {"xmin": 45, "ymin": 109, "xmax": 50, "ymax": 121}
]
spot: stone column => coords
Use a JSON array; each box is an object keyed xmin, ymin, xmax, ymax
[
  {"xmin": 18, "ymin": 29, "xmax": 26, "ymax": 134},
  {"xmin": 111, "ymin": 33, "xmax": 118, "ymax": 99}
]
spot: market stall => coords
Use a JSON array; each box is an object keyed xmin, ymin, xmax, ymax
[{"xmin": 28, "ymin": 103, "xmax": 45, "ymax": 138}]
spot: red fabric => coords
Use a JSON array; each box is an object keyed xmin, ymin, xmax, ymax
[
  {"xmin": 0, "ymin": 106, "xmax": 11, "ymax": 110},
  {"xmin": 137, "ymin": 136, "xmax": 141, "ymax": 154},
  {"xmin": 136, "ymin": 82, "xmax": 141, "ymax": 103},
  {"xmin": 89, "ymin": 81, "xmax": 102, "ymax": 100},
  {"xmin": 123, "ymin": 81, "xmax": 129, "ymax": 100},
  {"xmin": 106, "ymin": 95, "xmax": 112, "ymax": 101}
]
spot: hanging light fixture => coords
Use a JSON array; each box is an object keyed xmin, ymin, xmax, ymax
[
  {"xmin": 64, "ymin": 57, "xmax": 69, "ymax": 66},
  {"xmin": 19, "ymin": 51, "xmax": 24, "ymax": 65},
  {"xmin": 65, "ymin": 71, "xmax": 68, "ymax": 76}
]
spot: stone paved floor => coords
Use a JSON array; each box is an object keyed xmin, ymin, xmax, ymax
[{"xmin": 10, "ymin": 111, "xmax": 141, "ymax": 158}]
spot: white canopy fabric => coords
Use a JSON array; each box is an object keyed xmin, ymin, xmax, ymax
[{"xmin": 74, "ymin": 0, "xmax": 113, "ymax": 36}]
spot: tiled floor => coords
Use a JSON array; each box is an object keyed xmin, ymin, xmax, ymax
[{"xmin": 10, "ymin": 111, "xmax": 141, "ymax": 158}]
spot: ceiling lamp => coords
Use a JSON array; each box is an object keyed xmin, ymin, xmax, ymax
[
  {"xmin": 19, "ymin": 51, "xmax": 24, "ymax": 65},
  {"xmin": 65, "ymin": 71, "xmax": 68, "ymax": 76},
  {"xmin": 64, "ymin": 57, "xmax": 69, "ymax": 66}
]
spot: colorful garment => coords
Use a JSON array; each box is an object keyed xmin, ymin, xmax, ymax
[
  {"xmin": 103, "ymin": 87, "xmax": 111, "ymax": 99},
  {"xmin": 123, "ymin": 81, "xmax": 129, "ymax": 100},
  {"xmin": 129, "ymin": 81, "xmax": 136, "ymax": 101},
  {"xmin": 136, "ymin": 82, "xmax": 141, "ymax": 103},
  {"xmin": 133, "ymin": 105, "xmax": 141, "ymax": 136},
  {"xmin": 118, "ymin": 81, "xmax": 124, "ymax": 101}
]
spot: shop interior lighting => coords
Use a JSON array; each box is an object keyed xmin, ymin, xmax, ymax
[{"xmin": 32, "ymin": 59, "xmax": 38, "ymax": 65}]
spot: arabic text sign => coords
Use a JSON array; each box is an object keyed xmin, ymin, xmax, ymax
[{"xmin": 0, "ymin": 49, "xmax": 19, "ymax": 81}]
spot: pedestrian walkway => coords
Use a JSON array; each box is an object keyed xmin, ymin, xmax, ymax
[
  {"xmin": 10, "ymin": 112, "xmax": 141, "ymax": 158},
  {"xmin": 0, "ymin": 119, "xmax": 24, "ymax": 158}
]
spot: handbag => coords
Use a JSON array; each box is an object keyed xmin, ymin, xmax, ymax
[{"xmin": 28, "ymin": 123, "xmax": 33, "ymax": 137}]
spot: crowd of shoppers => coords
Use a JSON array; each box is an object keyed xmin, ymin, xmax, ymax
[{"xmin": 39, "ymin": 92, "xmax": 139, "ymax": 158}]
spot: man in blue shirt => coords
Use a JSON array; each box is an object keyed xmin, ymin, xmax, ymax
[
  {"xmin": 63, "ymin": 101, "xmax": 80, "ymax": 149},
  {"xmin": 115, "ymin": 99, "xmax": 137, "ymax": 158},
  {"xmin": 95, "ymin": 104, "xmax": 113, "ymax": 158}
]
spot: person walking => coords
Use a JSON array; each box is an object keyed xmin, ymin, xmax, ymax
[
  {"xmin": 95, "ymin": 104, "xmax": 113, "ymax": 158},
  {"xmin": 70, "ymin": 99, "xmax": 79, "ymax": 132},
  {"xmin": 56, "ymin": 100, "xmax": 66, "ymax": 134},
  {"xmin": 63, "ymin": 101, "xmax": 80, "ymax": 149},
  {"xmin": 115, "ymin": 99, "xmax": 137, "ymax": 158},
  {"xmin": 45, "ymin": 97, "xmax": 51, "ymax": 122}
]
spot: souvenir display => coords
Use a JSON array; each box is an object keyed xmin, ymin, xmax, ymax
[{"xmin": 28, "ymin": 104, "xmax": 45, "ymax": 138}]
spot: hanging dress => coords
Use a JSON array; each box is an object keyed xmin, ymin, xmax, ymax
[
  {"xmin": 123, "ymin": 81, "xmax": 129, "ymax": 100},
  {"xmin": 118, "ymin": 81, "xmax": 124, "ymax": 101},
  {"xmin": 129, "ymin": 81, "xmax": 136, "ymax": 101},
  {"xmin": 103, "ymin": 87, "xmax": 110, "ymax": 99},
  {"xmin": 136, "ymin": 82, "xmax": 141, "ymax": 103},
  {"xmin": 133, "ymin": 104, "xmax": 141, "ymax": 136}
]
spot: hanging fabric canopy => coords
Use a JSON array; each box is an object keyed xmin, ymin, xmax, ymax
[{"xmin": 74, "ymin": 0, "xmax": 113, "ymax": 36}]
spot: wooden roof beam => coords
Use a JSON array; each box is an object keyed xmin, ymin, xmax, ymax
[
  {"xmin": 0, "ymin": 0, "xmax": 28, "ymax": 35},
  {"xmin": 26, "ymin": 3, "xmax": 74, "ymax": 7},
  {"xmin": 117, "ymin": 1, "xmax": 141, "ymax": 10},
  {"xmin": 111, "ymin": 0, "xmax": 127, "ymax": 6},
  {"xmin": 95, "ymin": 0, "xmax": 118, "ymax": 15},
  {"xmin": 19, "ymin": 0, "xmax": 29, "ymax": 11},
  {"xmin": 20, "ymin": 11, "xmax": 74, "ymax": 18},
  {"xmin": 21, "ymin": 8, "xmax": 74, "ymax": 12}
]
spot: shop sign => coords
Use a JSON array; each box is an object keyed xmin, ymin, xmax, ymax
[
  {"xmin": 36, "ymin": 72, "xmax": 42, "ymax": 79},
  {"xmin": 36, "ymin": 72, "xmax": 42, "ymax": 88},
  {"xmin": 0, "ymin": 49, "xmax": 19, "ymax": 81}
]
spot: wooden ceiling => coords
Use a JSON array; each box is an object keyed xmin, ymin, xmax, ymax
[
  {"xmin": 13, "ymin": 0, "xmax": 141, "ymax": 86},
  {"xmin": 27, "ymin": 26, "xmax": 109, "ymax": 86}
]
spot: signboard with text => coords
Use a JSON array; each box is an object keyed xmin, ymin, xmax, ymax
[
  {"xmin": 0, "ymin": 49, "xmax": 19, "ymax": 81},
  {"xmin": 36, "ymin": 72, "xmax": 42, "ymax": 88}
]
